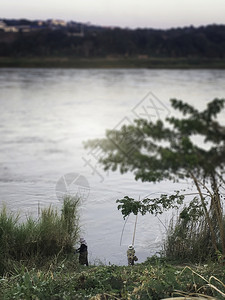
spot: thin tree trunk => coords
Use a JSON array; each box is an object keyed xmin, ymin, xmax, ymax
[
  {"xmin": 211, "ymin": 174, "xmax": 225, "ymax": 258},
  {"xmin": 189, "ymin": 171, "xmax": 218, "ymax": 254},
  {"xmin": 196, "ymin": 176, "xmax": 225, "ymax": 256}
]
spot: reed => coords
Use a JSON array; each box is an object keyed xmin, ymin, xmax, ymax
[
  {"xmin": 0, "ymin": 196, "xmax": 80, "ymax": 275},
  {"xmin": 163, "ymin": 212, "xmax": 225, "ymax": 263}
]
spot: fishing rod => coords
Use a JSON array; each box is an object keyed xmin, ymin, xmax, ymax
[
  {"xmin": 132, "ymin": 213, "xmax": 138, "ymax": 246},
  {"xmin": 120, "ymin": 196, "xmax": 140, "ymax": 247},
  {"xmin": 132, "ymin": 195, "xmax": 140, "ymax": 247}
]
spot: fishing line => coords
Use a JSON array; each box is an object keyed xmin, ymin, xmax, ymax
[
  {"xmin": 156, "ymin": 215, "xmax": 168, "ymax": 232},
  {"xmin": 120, "ymin": 215, "xmax": 129, "ymax": 246}
]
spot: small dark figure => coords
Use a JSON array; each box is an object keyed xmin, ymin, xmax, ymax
[
  {"xmin": 76, "ymin": 238, "xmax": 88, "ymax": 266},
  {"xmin": 127, "ymin": 245, "xmax": 138, "ymax": 266}
]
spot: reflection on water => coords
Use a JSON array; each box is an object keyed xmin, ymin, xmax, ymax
[{"xmin": 0, "ymin": 68, "xmax": 225, "ymax": 265}]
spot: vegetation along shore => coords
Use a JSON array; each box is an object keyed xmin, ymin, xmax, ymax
[
  {"xmin": 0, "ymin": 19, "xmax": 225, "ymax": 68},
  {"xmin": 1, "ymin": 56, "xmax": 225, "ymax": 69},
  {"xmin": 1, "ymin": 99, "xmax": 225, "ymax": 299},
  {"xmin": 0, "ymin": 199, "xmax": 225, "ymax": 299}
]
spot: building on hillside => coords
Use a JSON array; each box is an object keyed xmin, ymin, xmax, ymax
[
  {"xmin": 16, "ymin": 25, "xmax": 32, "ymax": 32},
  {"xmin": 48, "ymin": 19, "xmax": 67, "ymax": 27},
  {"xmin": 3, "ymin": 26, "xmax": 19, "ymax": 32},
  {"xmin": 37, "ymin": 20, "xmax": 44, "ymax": 26},
  {"xmin": 0, "ymin": 21, "xmax": 6, "ymax": 30}
]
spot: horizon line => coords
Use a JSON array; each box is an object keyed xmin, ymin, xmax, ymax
[{"xmin": 0, "ymin": 17, "xmax": 224, "ymax": 31}]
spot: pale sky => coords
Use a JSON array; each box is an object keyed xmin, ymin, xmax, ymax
[{"xmin": 1, "ymin": 0, "xmax": 225, "ymax": 29}]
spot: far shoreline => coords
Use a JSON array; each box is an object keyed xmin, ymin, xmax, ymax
[{"xmin": 1, "ymin": 56, "xmax": 225, "ymax": 69}]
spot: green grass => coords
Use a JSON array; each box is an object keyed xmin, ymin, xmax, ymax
[
  {"xmin": 1, "ymin": 198, "xmax": 225, "ymax": 299},
  {"xmin": 163, "ymin": 212, "xmax": 225, "ymax": 264},
  {"xmin": 0, "ymin": 196, "xmax": 80, "ymax": 275},
  {"xmin": 1, "ymin": 56, "xmax": 225, "ymax": 68},
  {"xmin": 0, "ymin": 258, "xmax": 225, "ymax": 299}
]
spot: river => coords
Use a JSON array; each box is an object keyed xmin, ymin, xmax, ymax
[{"xmin": 0, "ymin": 68, "xmax": 225, "ymax": 265}]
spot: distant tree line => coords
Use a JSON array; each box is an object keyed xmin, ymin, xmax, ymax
[{"xmin": 0, "ymin": 21, "xmax": 225, "ymax": 58}]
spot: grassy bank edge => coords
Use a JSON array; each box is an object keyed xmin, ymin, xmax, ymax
[
  {"xmin": 1, "ymin": 57, "xmax": 225, "ymax": 69},
  {"xmin": 0, "ymin": 258, "xmax": 224, "ymax": 299},
  {"xmin": 0, "ymin": 201, "xmax": 224, "ymax": 299}
]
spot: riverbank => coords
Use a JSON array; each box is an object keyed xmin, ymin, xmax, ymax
[
  {"xmin": 1, "ymin": 56, "xmax": 225, "ymax": 69},
  {"xmin": 1, "ymin": 257, "xmax": 224, "ymax": 299},
  {"xmin": 0, "ymin": 199, "xmax": 224, "ymax": 299}
]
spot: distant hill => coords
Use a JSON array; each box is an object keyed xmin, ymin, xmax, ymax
[{"xmin": 0, "ymin": 19, "xmax": 225, "ymax": 59}]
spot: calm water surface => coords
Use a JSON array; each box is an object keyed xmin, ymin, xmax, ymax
[{"xmin": 0, "ymin": 68, "xmax": 225, "ymax": 265}]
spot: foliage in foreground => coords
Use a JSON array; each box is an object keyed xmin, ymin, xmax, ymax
[
  {"xmin": 0, "ymin": 258, "xmax": 225, "ymax": 299},
  {"xmin": 0, "ymin": 196, "xmax": 80, "ymax": 275},
  {"xmin": 164, "ymin": 208, "xmax": 225, "ymax": 263},
  {"xmin": 85, "ymin": 98, "xmax": 225, "ymax": 261}
]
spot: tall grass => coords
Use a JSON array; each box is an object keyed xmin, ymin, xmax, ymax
[
  {"xmin": 163, "ymin": 212, "xmax": 225, "ymax": 263},
  {"xmin": 0, "ymin": 196, "xmax": 80, "ymax": 275}
]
